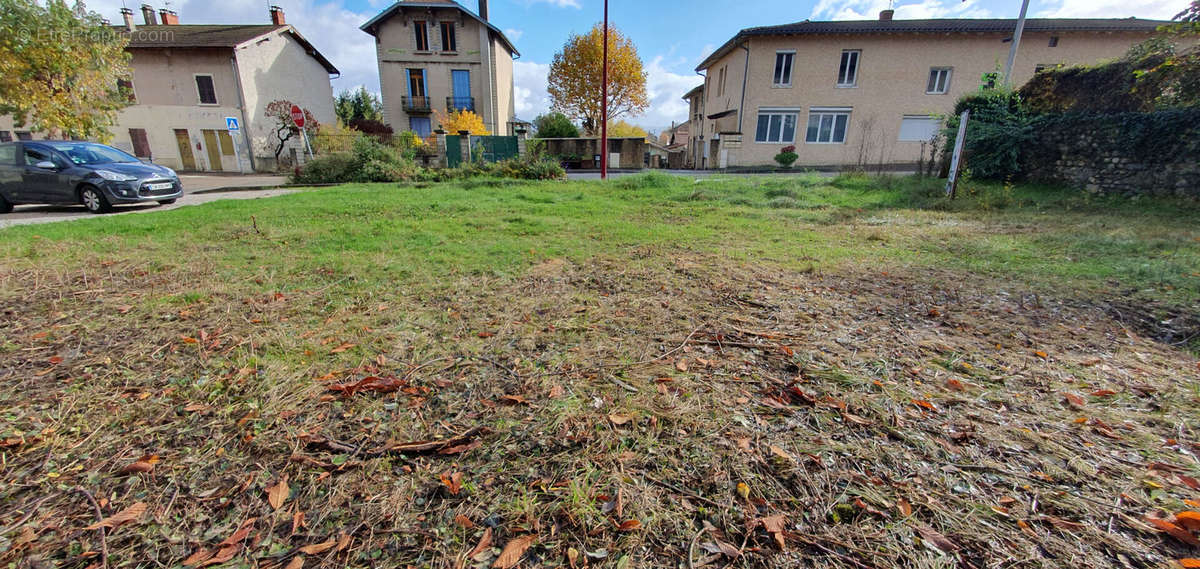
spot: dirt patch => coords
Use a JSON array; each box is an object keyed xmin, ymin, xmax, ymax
[{"xmin": 1, "ymin": 252, "xmax": 1198, "ymax": 568}]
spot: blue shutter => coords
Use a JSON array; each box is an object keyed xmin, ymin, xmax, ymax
[{"xmin": 451, "ymin": 70, "xmax": 471, "ymax": 111}]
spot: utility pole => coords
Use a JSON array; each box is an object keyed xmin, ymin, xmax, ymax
[
  {"xmin": 600, "ymin": 0, "xmax": 609, "ymax": 180},
  {"xmin": 1002, "ymin": 0, "xmax": 1030, "ymax": 87}
]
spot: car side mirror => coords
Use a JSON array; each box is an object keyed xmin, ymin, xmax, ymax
[{"xmin": 35, "ymin": 161, "xmax": 57, "ymax": 170}]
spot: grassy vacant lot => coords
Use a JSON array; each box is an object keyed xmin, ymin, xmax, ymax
[{"xmin": 1, "ymin": 173, "xmax": 1198, "ymax": 568}]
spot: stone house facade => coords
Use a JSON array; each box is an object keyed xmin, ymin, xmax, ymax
[
  {"xmin": 361, "ymin": 0, "xmax": 519, "ymax": 136},
  {"xmin": 690, "ymin": 14, "xmax": 1165, "ymax": 169}
]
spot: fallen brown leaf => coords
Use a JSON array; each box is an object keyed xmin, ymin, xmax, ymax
[
  {"xmin": 914, "ymin": 524, "xmax": 959, "ymax": 553},
  {"xmin": 440, "ymin": 471, "xmax": 464, "ymax": 495},
  {"xmin": 182, "ymin": 548, "xmax": 214, "ymax": 566},
  {"xmin": 84, "ymin": 502, "xmax": 147, "ymax": 530},
  {"xmin": 218, "ymin": 518, "xmax": 257, "ymax": 547},
  {"xmin": 675, "ymin": 358, "xmax": 688, "ymax": 372},
  {"xmin": 267, "ymin": 474, "xmax": 289, "ymax": 510},
  {"xmin": 298, "ymin": 540, "xmax": 337, "ymax": 554},
  {"xmin": 616, "ymin": 519, "xmax": 641, "ymax": 531},
  {"xmin": 1175, "ymin": 511, "xmax": 1200, "ymax": 532},
  {"xmin": 284, "ymin": 556, "xmax": 304, "ymax": 569},
  {"xmin": 896, "ymin": 498, "xmax": 913, "ymax": 517},
  {"xmin": 492, "ymin": 534, "xmax": 535, "ymax": 569},
  {"xmin": 467, "ymin": 527, "xmax": 493, "ymax": 559},
  {"xmin": 1145, "ymin": 516, "xmax": 1200, "ymax": 547},
  {"xmin": 758, "ymin": 514, "xmax": 787, "ymax": 549}
]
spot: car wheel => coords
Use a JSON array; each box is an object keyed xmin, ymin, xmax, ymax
[
  {"xmin": 158, "ymin": 199, "xmax": 177, "ymax": 205},
  {"xmin": 79, "ymin": 185, "xmax": 113, "ymax": 214},
  {"xmin": 0, "ymin": 194, "xmax": 12, "ymax": 214}
]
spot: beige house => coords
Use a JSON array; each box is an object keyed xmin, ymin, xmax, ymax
[
  {"xmin": 361, "ymin": 0, "xmax": 519, "ymax": 136},
  {"xmin": 0, "ymin": 5, "xmax": 339, "ymax": 172},
  {"xmin": 690, "ymin": 15, "xmax": 1166, "ymax": 169}
]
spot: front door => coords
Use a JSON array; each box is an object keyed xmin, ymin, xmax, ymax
[
  {"xmin": 202, "ymin": 130, "xmax": 223, "ymax": 172},
  {"xmin": 451, "ymin": 70, "xmax": 471, "ymax": 111},
  {"xmin": 174, "ymin": 129, "xmax": 197, "ymax": 171}
]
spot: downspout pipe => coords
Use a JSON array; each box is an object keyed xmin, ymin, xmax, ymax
[
  {"xmin": 737, "ymin": 41, "xmax": 750, "ymax": 133},
  {"xmin": 695, "ymin": 69, "xmax": 705, "ymax": 169}
]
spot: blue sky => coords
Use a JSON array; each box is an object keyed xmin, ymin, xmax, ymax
[{"xmin": 86, "ymin": 0, "xmax": 1182, "ymax": 132}]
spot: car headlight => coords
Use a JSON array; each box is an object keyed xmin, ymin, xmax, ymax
[{"xmin": 95, "ymin": 170, "xmax": 138, "ymax": 182}]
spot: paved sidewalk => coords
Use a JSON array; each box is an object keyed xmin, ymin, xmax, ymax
[
  {"xmin": 0, "ymin": 188, "xmax": 296, "ymax": 229},
  {"xmin": 179, "ymin": 173, "xmax": 288, "ymax": 193}
]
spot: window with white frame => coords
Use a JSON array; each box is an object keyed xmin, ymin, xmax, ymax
[
  {"xmin": 926, "ymin": 67, "xmax": 952, "ymax": 94},
  {"xmin": 837, "ymin": 50, "xmax": 860, "ymax": 87},
  {"xmin": 805, "ymin": 108, "xmax": 850, "ymax": 144},
  {"xmin": 773, "ymin": 51, "xmax": 794, "ymax": 86},
  {"xmin": 754, "ymin": 111, "xmax": 798, "ymax": 144}
]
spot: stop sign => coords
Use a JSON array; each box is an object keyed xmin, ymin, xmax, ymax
[{"xmin": 290, "ymin": 104, "xmax": 305, "ymax": 128}]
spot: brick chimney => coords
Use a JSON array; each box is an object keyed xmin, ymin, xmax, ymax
[
  {"xmin": 140, "ymin": 4, "xmax": 157, "ymax": 25},
  {"xmin": 159, "ymin": 9, "xmax": 179, "ymax": 25},
  {"xmin": 269, "ymin": 5, "xmax": 286, "ymax": 25},
  {"xmin": 478, "ymin": 0, "xmax": 488, "ymax": 21},
  {"xmin": 121, "ymin": 7, "xmax": 136, "ymax": 31},
  {"xmin": 879, "ymin": 9, "xmax": 895, "ymax": 20}
]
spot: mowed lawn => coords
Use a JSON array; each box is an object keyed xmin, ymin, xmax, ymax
[{"xmin": 1, "ymin": 173, "xmax": 1198, "ymax": 568}]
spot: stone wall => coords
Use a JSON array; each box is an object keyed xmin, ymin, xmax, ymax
[
  {"xmin": 539, "ymin": 137, "xmax": 646, "ymax": 169},
  {"xmin": 1021, "ymin": 110, "xmax": 1200, "ymax": 197}
]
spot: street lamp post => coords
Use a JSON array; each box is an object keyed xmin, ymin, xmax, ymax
[
  {"xmin": 1002, "ymin": 0, "xmax": 1030, "ymax": 87},
  {"xmin": 600, "ymin": 0, "xmax": 609, "ymax": 180}
]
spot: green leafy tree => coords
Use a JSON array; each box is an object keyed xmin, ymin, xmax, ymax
[
  {"xmin": 533, "ymin": 112, "xmax": 579, "ymax": 138},
  {"xmin": 334, "ymin": 86, "xmax": 384, "ymax": 125},
  {"xmin": 0, "ymin": 0, "xmax": 131, "ymax": 140}
]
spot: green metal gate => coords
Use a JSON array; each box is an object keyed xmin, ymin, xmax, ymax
[
  {"xmin": 445, "ymin": 135, "xmax": 463, "ymax": 167},
  {"xmin": 445, "ymin": 135, "xmax": 517, "ymax": 167},
  {"xmin": 471, "ymin": 136, "xmax": 519, "ymax": 163}
]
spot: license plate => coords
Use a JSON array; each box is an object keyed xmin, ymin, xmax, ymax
[{"xmin": 146, "ymin": 182, "xmax": 173, "ymax": 191}]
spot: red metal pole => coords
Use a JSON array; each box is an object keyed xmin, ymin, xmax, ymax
[{"xmin": 600, "ymin": 0, "xmax": 608, "ymax": 180}]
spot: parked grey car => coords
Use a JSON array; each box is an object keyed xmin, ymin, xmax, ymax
[{"xmin": 0, "ymin": 141, "xmax": 183, "ymax": 214}]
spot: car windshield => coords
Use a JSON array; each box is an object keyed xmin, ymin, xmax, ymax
[{"xmin": 45, "ymin": 143, "xmax": 139, "ymax": 165}]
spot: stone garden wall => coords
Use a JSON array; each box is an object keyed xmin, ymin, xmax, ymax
[{"xmin": 1021, "ymin": 110, "xmax": 1200, "ymax": 197}]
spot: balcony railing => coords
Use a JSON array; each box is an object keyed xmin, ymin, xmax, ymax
[
  {"xmin": 446, "ymin": 96, "xmax": 475, "ymax": 112},
  {"xmin": 402, "ymin": 95, "xmax": 431, "ymax": 114}
]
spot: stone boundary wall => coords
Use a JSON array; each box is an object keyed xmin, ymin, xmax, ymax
[{"xmin": 1021, "ymin": 110, "xmax": 1200, "ymax": 197}]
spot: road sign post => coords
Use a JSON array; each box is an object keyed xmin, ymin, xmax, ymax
[
  {"xmin": 290, "ymin": 104, "xmax": 313, "ymax": 161},
  {"xmin": 945, "ymin": 110, "xmax": 970, "ymax": 199},
  {"xmin": 225, "ymin": 116, "xmax": 247, "ymax": 173}
]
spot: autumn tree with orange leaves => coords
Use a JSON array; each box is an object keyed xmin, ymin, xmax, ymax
[{"xmin": 547, "ymin": 23, "xmax": 648, "ymax": 136}]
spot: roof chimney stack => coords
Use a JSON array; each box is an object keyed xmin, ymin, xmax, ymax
[
  {"xmin": 159, "ymin": 9, "xmax": 179, "ymax": 25},
  {"xmin": 269, "ymin": 5, "xmax": 286, "ymax": 25},
  {"xmin": 478, "ymin": 0, "xmax": 488, "ymax": 21},
  {"xmin": 140, "ymin": 4, "xmax": 157, "ymax": 25},
  {"xmin": 879, "ymin": 9, "xmax": 895, "ymax": 20},
  {"xmin": 121, "ymin": 7, "xmax": 136, "ymax": 31}
]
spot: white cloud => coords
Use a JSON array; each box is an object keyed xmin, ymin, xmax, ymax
[
  {"xmin": 513, "ymin": 60, "xmax": 552, "ymax": 119},
  {"xmin": 636, "ymin": 55, "xmax": 701, "ymax": 131},
  {"xmin": 505, "ymin": 28, "xmax": 524, "ymax": 42},
  {"xmin": 512, "ymin": 56, "xmax": 701, "ymax": 132},
  {"xmin": 84, "ymin": 0, "xmax": 380, "ymax": 94},
  {"xmin": 811, "ymin": 0, "xmax": 993, "ymax": 20},
  {"xmin": 1037, "ymin": 0, "xmax": 1179, "ymax": 18},
  {"xmin": 523, "ymin": 0, "xmax": 582, "ymax": 8}
]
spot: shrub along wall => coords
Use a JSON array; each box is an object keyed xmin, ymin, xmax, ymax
[{"xmin": 1020, "ymin": 109, "xmax": 1200, "ymax": 197}]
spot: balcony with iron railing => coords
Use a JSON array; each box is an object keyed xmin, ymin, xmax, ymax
[
  {"xmin": 403, "ymin": 95, "xmax": 431, "ymax": 114},
  {"xmin": 446, "ymin": 96, "xmax": 475, "ymax": 112}
]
